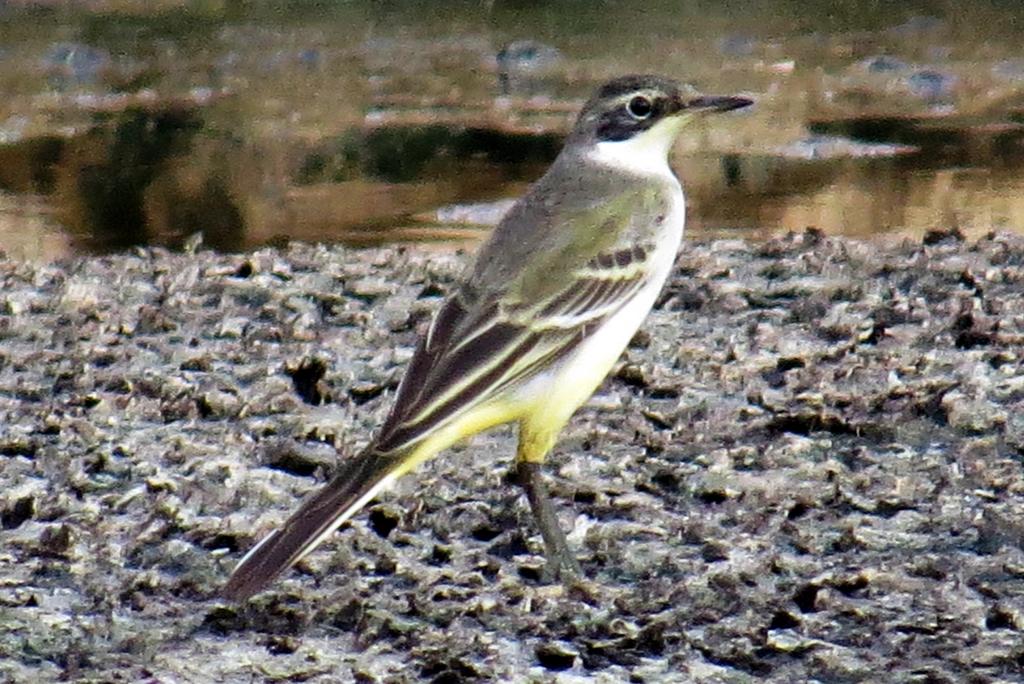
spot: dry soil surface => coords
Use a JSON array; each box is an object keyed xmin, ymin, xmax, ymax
[{"xmin": 2, "ymin": 230, "xmax": 1024, "ymax": 683}]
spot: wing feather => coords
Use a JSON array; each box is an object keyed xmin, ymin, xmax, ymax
[{"xmin": 372, "ymin": 241, "xmax": 657, "ymax": 455}]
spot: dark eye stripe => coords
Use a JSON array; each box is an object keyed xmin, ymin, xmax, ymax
[{"xmin": 595, "ymin": 96, "xmax": 664, "ymax": 142}]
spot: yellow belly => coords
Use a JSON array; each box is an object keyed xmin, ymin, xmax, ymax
[{"xmin": 516, "ymin": 208, "xmax": 683, "ymax": 461}]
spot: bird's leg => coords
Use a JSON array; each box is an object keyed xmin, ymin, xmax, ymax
[{"xmin": 514, "ymin": 460, "xmax": 582, "ymax": 582}]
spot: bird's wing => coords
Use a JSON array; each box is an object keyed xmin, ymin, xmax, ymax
[{"xmin": 372, "ymin": 233, "xmax": 659, "ymax": 455}]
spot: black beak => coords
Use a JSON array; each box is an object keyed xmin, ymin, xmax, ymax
[{"xmin": 685, "ymin": 95, "xmax": 754, "ymax": 112}]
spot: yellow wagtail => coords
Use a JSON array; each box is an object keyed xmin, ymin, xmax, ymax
[{"xmin": 224, "ymin": 75, "xmax": 752, "ymax": 599}]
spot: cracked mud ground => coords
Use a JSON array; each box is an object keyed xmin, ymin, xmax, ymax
[{"xmin": 2, "ymin": 230, "xmax": 1023, "ymax": 683}]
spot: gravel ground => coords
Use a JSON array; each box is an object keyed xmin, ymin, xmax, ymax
[{"xmin": 1, "ymin": 229, "xmax": 1024, "ymax": 683}]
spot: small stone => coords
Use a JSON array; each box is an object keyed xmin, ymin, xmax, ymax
[
  {"xmin": 941, "ymin": 391, "xmax": 1007, "ymax": 434},
  {"xmin": 766, "ymin": 629, "xmax": 817, "ymax": 653},
  {"xmin": 535, "ymin": 641, "xmax": 578, "ymax": 671},
  {"xmin": 216, "ymin": 317, "xmax": 248, "ymax": 339}
]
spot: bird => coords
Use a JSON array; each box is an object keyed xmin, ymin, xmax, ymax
[{"xmin": 224, "ymin": 74, "xmax": 752, "ymax": 600}]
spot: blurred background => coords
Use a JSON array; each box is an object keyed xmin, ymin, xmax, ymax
[{"xmin": 1, "ymin": 0, "xmax": 1024, "ymax": 261}]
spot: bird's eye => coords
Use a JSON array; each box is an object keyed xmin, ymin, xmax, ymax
[{"xmin": 627, "ymin": 95, "xmax": 653, "ymax": 120}]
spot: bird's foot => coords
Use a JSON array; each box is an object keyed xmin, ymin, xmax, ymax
[{"xmin": 513, "ymin": 460, "xmax": 582, "ymax": 585}]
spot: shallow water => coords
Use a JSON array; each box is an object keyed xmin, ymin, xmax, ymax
[{"xmin": 1, "ymin": 1, "xmax": 1024, "ymax": 259}]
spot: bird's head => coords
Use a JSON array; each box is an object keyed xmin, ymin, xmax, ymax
[{"xmin": 567, "ymin": 74, "xmax": 752, "ymax": 174}]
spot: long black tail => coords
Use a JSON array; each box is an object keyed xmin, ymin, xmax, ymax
[{"xmin": 223, "ymin": 449, "xmax": 402, "ymax": 600}]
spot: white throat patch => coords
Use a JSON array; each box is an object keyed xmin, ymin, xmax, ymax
[{"xmin": 587, "ymin": 114, "xmax": 690, "ymax": 178}]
